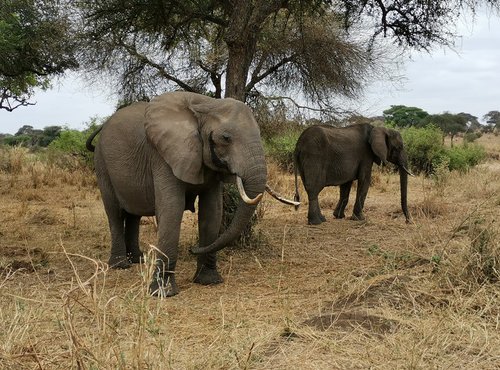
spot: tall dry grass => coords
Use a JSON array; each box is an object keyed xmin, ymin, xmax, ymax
[{"xmin": 1, "ymin": 136, "xmax": 500, "ymax": 369}]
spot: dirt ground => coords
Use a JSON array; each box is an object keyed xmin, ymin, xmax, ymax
[{"xmin": 0, "ymin": 135, "xmax": 499, "ymax": 369}]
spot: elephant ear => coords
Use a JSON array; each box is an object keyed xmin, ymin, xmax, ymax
[
  {"xmin": 145, "ymin": 92, "xmax": 204, "ymax": 184},
  {"xmin": 369, "ymin": 126, "xmax": 388, "ymax": 166}
]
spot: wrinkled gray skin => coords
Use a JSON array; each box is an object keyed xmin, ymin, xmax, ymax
[
  {"xmin": 294, "ymin": 124, "xmax": 410, "ymax": 225},
  {"xmin": 86, "ymin": 92, "xmax": 267, "ymax": 297}
]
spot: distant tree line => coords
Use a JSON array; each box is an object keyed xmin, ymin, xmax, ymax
[
  {"xmin": 0, "ymin": 118, "xmax": 102, "ymax": 156},
  {"xmin": 381, "ymin": 105, "xmax": 500, "ymax": 145},
  {"xmin": 0, "ymin": 125, "xmax": 62, "ymax": 147}
]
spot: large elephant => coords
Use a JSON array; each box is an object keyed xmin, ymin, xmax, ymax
[
  {"xmin": 86, "ymin": 91, "xmax": 286, "ymax": 297},
  {"xmin": 293, "ymin": 123, "xmax": 412, "ymax": 225}
]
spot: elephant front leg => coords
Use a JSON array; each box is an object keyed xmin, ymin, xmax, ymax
[
  {"xmin": 193, "ymin": 184, "xmax": 224, "ymax": 285},
  {"xmin": 150, "ymin": 211, "xmax": 183, "ymax": 297},
  {"xmin": 334, "ymin": 182, "xmax": 352, "ymax": 219},
  {"xmin": 149, "ymin": 176, "xmax": 185, "ymax": 297}
]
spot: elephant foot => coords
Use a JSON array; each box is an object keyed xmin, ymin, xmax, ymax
[
  {"xmin": 149, "ymin": 275, "xmax": 179, "ymax": 297},
  {"xmin": 308, "ymin": 214, "xmax": 326, "ymax": 225},
  {"xmin": 193, "ymin": 265, "xmax": 223, "ymax": 285},
  {"xmin": 350, "ymin": 213, "xmax": 365, "ymax": 221},
  {"xmin": 333, "ymin": 210, "xmax": 345, "ymax": 219},
  {"xmin": 127, "ymin": 252, "xmax": 144, "ymax": 264},
  {"xmin": 108, "ymin": 255, "xmax": 132, "ymax": 269}
]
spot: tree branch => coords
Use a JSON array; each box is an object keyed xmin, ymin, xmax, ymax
[
  {"xmin": 258, "ymin": 94, "xmax": 352, "ymax": 116},
  {"xmin": 246, "ymin": 55, "xmax": 296, "ymax": 93},
  {"xmin": 0, "ymin": 88, "xmax": 36, "ymax": 112},
  {"xmin": 195, "ymin": 60, "xmax": 223, "ymax": 98},
  {"xmin": 119, "ymin": 41, "xmax": 198, "ymax": 92}
]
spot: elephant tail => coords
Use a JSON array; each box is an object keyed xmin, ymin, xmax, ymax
[
  {"xmin": 85, "ymin": 125, "xmax": 103, "ymax": 152},
  {"xmin": 293, "ymin": 148, "xmax": 301, "ymax": 210}
]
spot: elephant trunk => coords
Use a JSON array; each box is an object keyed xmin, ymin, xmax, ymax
[
  {"xmin": 398, "ymin": 155, "xmax": 411, "ymax": 223},
  {"xmin": 190, "ymin": 146, "xmax": 266, "ymax": 255}
]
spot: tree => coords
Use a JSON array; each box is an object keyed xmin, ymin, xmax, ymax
[
  {"xmin": 421, "ymin": 112, "xmax": 468, "ymax": 146},
  {"xmin": 457, "ymin": 112, "xmax": 481, "ymax": 131},
  {"xmin": 383, "ymin": 105, "xmax": 429, "ymax": 128},
  {"xmin": 75, "ymin": 1, "xmax": 500, "ymax": 109},
  {"xmin": 483, "ymin": 110, "xmax": 500, "ymax": 131},
  {"xmin": 40, "ymin": 126, "xmax": 62, "ymax": 147},
  {"xmin": 75, "ymin": 0, "xmax": 378, "ymax": 111},
  {"xmin": 338, "ymin": 1, "xmax": 500, "ymax": 50},
  {"xmin": 3, "ymin": 124, "xmax": 62, "ymax": 147},
  {"xmin": 15, "ymin": 125, "xmax": 36, "ymax": 137},
  {"xmin": 0, "ymin": 0, "xmax": 78, "ymax": 111}
]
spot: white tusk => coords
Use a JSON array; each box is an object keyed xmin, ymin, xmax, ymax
[
  {"xmin": 236, "ymin": 176, "xmax": 263, "ymax": 205},
  {"xmin": 265, "ymin": 185, "xmax": 300, "ymax": 206},
  {"xmin": 402, "ymin": 166, "xmax": 415, "ymax": 177}
]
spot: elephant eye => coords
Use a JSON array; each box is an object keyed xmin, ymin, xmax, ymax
[{"xmin": 221, "ymin": 132, "xmax": 232, "ymax": 143}]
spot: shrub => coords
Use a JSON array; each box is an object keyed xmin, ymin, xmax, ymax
[
  {"xmin": 463, "ymin": 131, "xmax": 482, "ymax": 143},
  {"xmin": 401, "ymin": 125, "xmax": 447, "ymax": 175},
  {"xmin": 446, "ymin": 144, "xmax": 486, "ymax": 173},
  {"xmin": 264, "ymin": 130, "xmax": 302, "ymax": 173},
  {"xmin": 46, "ymin": 118, "xmax": 102, "ymax": 168},
  {"xmin": 47, "ymin": 129, "xmax": 94, "ymax": 168}
]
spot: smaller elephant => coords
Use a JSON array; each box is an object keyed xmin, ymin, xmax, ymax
[{"xmin": 293, "ymin": 123, "xmax": 412, "ymax": 225}]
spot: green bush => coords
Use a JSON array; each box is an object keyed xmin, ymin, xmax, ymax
[
  {"xmin": 264, "ymin": 130, "xmax": 302, "ymax": 172},
  {"xmin": 463, "ymin": 131, "xmax": 482, "ymax": 143},
  {"xmin": 401, "ymin": 125, "xmax": 446, "ymax": 175},
  {"xmin": 401, "ymin": 125, "xmax": 486, "ymax": 175},
  {"xmin": 447, "ymin": 144, "xmax": 486, "ymax": 173},
  {"xmin": 45, "ymin": 118, "xmax": 102, "ymax": 168}
]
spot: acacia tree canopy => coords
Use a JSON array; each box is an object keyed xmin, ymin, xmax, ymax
[
  {"xmin": 76, "ymin": 0, "xmax": 369, "ymax": 106},
  {"xmin": 383, "ymin": 105, "xmax": 429, "ymax": 127},
  {"xmin": 483, "ymin": 110, "xmax": 500, "ymax": 129},
  {"xmin": 422, "ymin": 112, "xmax": 469, "ymax": 138},
  {"xmin": 0, "ymin": 0, "xmax": 78, "ymax": 111},
  {"xmin": 74, "ymin": 0, "xmax": 500, "ymax": 109}
]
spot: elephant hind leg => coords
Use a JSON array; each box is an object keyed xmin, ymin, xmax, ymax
[
  {"xmin": 351, "ymin": 174, "xmax": 371, "ymax": 221},
  {"xmin": 334, "ymin": 182, "xmax": 352, "ymax": 219},
  {"xmin": 100, "ymin": 193, "xmax": 130, "ymax": 268},
  {"xmin": 124, "ymin": 213, "xmax": 143, "ymax": 264},
  {"xmin": 95, "ymin": 167, "xmax": 130, "ymax": 268},
  {"xmin": 306, "ymin": 191, "xmax": 326, "ymax": 225},
  {"xmin": 107, "ymin": 211, "xmax": 130, "ymax": 269},
  {"xmin": 301, "ymin": 165, "xmax": 326, "ymax": 225}
]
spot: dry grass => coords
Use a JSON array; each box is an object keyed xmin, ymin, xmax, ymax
[{"xmin": 1, "ymin": 135, "xmax": 500, "ymax": 369}]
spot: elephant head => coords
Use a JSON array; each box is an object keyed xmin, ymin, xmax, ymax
[
  {"xmin": 144, "ymin": 92, "xmax": 267, "ymax": 254},
  {"xmin": 369, "ymin": 126, "xmax": 413, "ymax": 222}
]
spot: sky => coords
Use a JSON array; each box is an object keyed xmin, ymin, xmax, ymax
[
  {"xmin": 360, "ymin": 10, "xmax": 500, "ymax": 121},
  {"xmin": 1, "ymin": 10, "xmax": 499, "ymax": 135}
]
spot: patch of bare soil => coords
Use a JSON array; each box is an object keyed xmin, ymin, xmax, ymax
[{"xmin": 304, "ymin": 310, "xmax": 399, "ymax": 335}]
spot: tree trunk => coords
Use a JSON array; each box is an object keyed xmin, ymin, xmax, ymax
[
  {"xmin": 223, "ymin": 0, "xmax": 286, "ymax": 100},
  {"xmin": 221, "ymin": 1, "xmax": 287, "ymax": 244}
]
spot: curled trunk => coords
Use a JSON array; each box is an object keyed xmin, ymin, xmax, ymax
[{"xmin": 190, "ymin": 163, "xmax": 266, "ymax": 255}]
